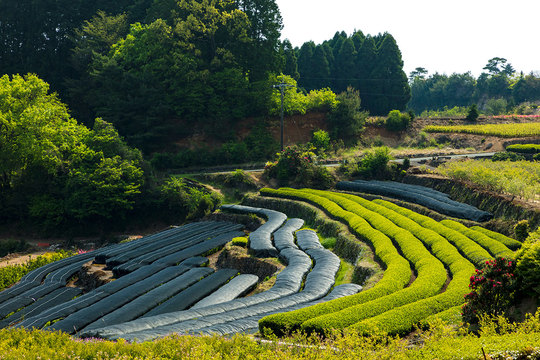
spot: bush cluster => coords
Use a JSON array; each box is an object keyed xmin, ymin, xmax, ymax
[
  {"xmin": 385, "ymin": 110, "xmax": 412, "ymax": 131},
  {"xmin": 263, "ymin": 147, "xmax": 335, "ymax": 189},
  {"xmin": 491, "ymin": 151, "xmax": 525, "ymax": 162},
  {"xmin": 462, "ymin": 257, "xmax": 518, "ymax": 328}
]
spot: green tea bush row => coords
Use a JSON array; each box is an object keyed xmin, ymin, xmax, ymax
[
  {"xmin": 374, "ymin": 199, "xmax": 492, "ymax": 267},
  {"xmin": 311, "ymin": 191, "xmax": 476, "ymax": 335},
  {"xmin": 348, "ymin": 264, "xmax": 472, "ymax": 335},
  {"xmin": 296, "ymin": 190, "xmax": 447, "ymax": 334},
  {"xmin": 420, "ymin": 305, "xmax": 463, "ymax": 328},
  {"xmin": 440, "ymin": 220, "xmax": 514, "ymax": 258},
  {"xmin": 506, "ymin": 144, "xmax": 540, "ymax": 154},
  {"xmin": 258, "ymin": 188, "xmax": 411, "ymax": 335},
  {"xmin": 471, "ymin": 226, "xmax": 522, "ymax": 249}
]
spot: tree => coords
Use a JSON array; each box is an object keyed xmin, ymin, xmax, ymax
[
  {"xmin": 409, "ymin": 67, "xmax": 428, "ymax": 82},
  {"xmin": 281, "ymin": 39, "xmax": 299, "ymax": 79},
  {"xmin": 0, "ymin": 74, "xmax": 144, "ymax": 231},
  {"xmin": 334, "ymin": 38, "xmax": 356, "ymax": 92},
  {"xmin": 368, "ymin": 33, "xmax": 411, "ymax": 114},
  {"xmin": 328, "ymin": 87, "xmax": 367, "ymax": 140},
  {"xmin": 236, "ymin": 0, "xmax": 284, "ymax": 81},
  {"xmin": 466, "ymin": 103, "xmax": 479, "ymax": 121}
]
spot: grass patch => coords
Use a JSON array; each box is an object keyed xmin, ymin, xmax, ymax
[{"xmin": 334, "ymin": 259, "xmax": 354, "ymax": 286}]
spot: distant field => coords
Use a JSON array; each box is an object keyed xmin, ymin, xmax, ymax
[{"xmin": 423, "ymin": 122, "xmax": 540, "ymax": 137}]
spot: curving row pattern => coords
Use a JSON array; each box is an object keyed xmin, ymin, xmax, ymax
[
  {"xmin": 82, "ymin": 206, "xmax": 361, "ymax": 341},
  {"xmin": 336, "ymin": 180, "xmax": 492, "ymax": 222}
]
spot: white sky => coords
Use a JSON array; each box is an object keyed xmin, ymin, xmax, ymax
[{"xmin": 275, "ymin": 0, "xmax": 540, "ymax": 77}]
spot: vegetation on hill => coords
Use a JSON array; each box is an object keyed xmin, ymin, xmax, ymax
[
  {"xmin": 0, "ymin": 74, "xmax": 221, "ymax": 235},
  {"xmin": 423, "ymin": 121, "xmax": 540, "ymax": 137}
]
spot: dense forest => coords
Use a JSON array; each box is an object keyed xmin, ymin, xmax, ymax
[{"xmin": 0, "ymin": 0, "xmax": 411, "ymax": 155}]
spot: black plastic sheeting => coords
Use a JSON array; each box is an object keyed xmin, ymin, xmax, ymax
[
  {"xmin": 113, "ymin": 230, "xmax": 244, "ymax": 276},
  {"xmin": 15, "ymin": 257, "xmax": 207, "ymax": 330},
  {"xmin": 142, "ymin": 269, "xmax": 239, "ymax": 318},
  {"xmin": 296, "ymin": 230, "xmax": 324, "ymax": 251},
  {"xmin": 221, "ymin": 204, "xmax": 287, "ymax": 257},
  {"xmin": 82, "ymin": 267, "xmax": 214, "ymax": 331},
  {"xmin": 47, "ymin": 262, "xmax": 214, "ymax": 334},
  {"xmin": 191, "ymin": 274, "xmax": 259, "ymax": 309},
  {"xmin": 336, "ymin": 180, "xmax": 492, "ymax": 222},
  {"xmin": 83, "ymin": 230, "xmax": 349, "ymax": 340},
  {"xmin": 273, "ymin": 218, "xmax": 304, "ymax": 251},
  {"xmin": 0, "ymin": 249, "xmax": 106, "ymax": 305},
  {"xmin": 106, "ymin": 222, "xmax": 241, "ymax": 268},
  {"xmin": 0, "ymin": 287, "xmax": 82, "ymax": 328}
]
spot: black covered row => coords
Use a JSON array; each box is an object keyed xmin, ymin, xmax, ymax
[
  {"xmin": 336, "ymin": 180, "xmax": 492, "ymax": 222},
  {"xmin": 221, "ymin": 204, "xmax": 287, "ymax": 257},
  {"xmin": 83, "ymin": 229, "xmax": 348, "ymax": 340}
]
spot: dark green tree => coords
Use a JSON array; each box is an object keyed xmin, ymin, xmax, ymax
[
  {"xmin": 334, "ymin": 38, "xmax": 356, "ymax": 92},
  {"xmin": 368, "ymin": 33, "xmax": 410, "ymax": 114},
  {"xmin": 466, "ymin": 103, "xmax": 479, "ymax": 122},
  {"xmin": 281, "ymin": 39, "xmax": 299, "ymax": 79},
  {"xmin": 328, "ymin": 87, "xmax": 367, "ymax": 140}
]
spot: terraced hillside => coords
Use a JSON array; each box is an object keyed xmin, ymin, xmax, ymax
[
  {"xmin": 258, "ymin": 188, "xmax": 520, "ymax": 336},
  {"xmin": 0, "ymin": 207, "xmax": 360, "ymax": 341}
]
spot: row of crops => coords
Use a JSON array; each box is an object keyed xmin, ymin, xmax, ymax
[
  {"xmin": 0, "ymin": 182, "xmax": 523, "ymax": 340},
  {"xmin": 0, "ymin": 208, "xmax": 360, "ymax": 341},
  {"xmin": 423, "ymin": 122, "xmax": 540, "ymax": 137},
  {"xmin": 257, "ymin": 188, "xmax": 520, "ymax": 336}
]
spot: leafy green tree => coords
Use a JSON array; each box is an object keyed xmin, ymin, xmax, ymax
[
  {"xmin": 328, "ymin": 87, "xmax": 367, "ymax": 140},
  {"xmin": 0, "ymin": 74, "xmax": 144, "ymax": 232}
]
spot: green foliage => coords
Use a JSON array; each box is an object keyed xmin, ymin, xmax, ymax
[
  {"xmin": 485, "ymin": 98, "xmax": 508, "ymax": 116},
  {"xmin": 515, "ymin": 229, "xmax": 540, "ymax": 297},
  {"xmin": 514, "ymin": 220, "xmax": 530, "ymax": 242},
  {"xmin": 506, "ymin": 144, "xmax": 540, "ymax": 154},
  {"xmin": 231, "ymin": 237, "xmax": 248, "ymax": 248},
  {"xmin": 310, "ymin": 129, "xmax": 331, "ymax": 155},
  {"xmin": 153, "ymin": 177, "xmax": 222, "ymax": 222},
  {"xmin": 491, "ymin": 151, "xmax": 525, "ymax": 162},
  {"xmin": 419, "ymin": 106, "xmax": 470, "ymax": 118},
  {"xmin": 466, "ymin": 103, "xmax": 480, "ymax": 122},
  {"xmin": 223, "ymin": 169, "xmax": 257, "ymax": 190},
  {"xmin": 264, "ymin": 147, "xmax": 335, "ymax": 189},
  {"xmin": 470, "ymin": 226, "xmax": 522, "ymax": 250},
  {"xmin": 0, "ymin": 251, "xmax": 73, "ymax": 290},
  {"xmin": 327, "ymin": 87, "xmax": 367, "ymax": 140},
  {"xmin": 385, "ymin": 110, "xmax": 411, "ymax": 131},
  {"xmin": 0, "ymin": 75, "xmax": 145, "ymax": 233},
  {"xmin": 357, "ymin": 146, "xmax": 392, "ymax": 179},
  {"xmin": 462, "ymin": 257, "xmax": 518, "ymax": 329}
]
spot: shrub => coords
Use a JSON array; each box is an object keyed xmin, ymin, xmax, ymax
[
  {"xmin": 385, "ymin": 110, "xmax": 411, "ymax": 131},
  {"xmin": 466, "ymin": 104, "xmax": 479, "ymax": 122},
  {"xmin": 310, "ymin": 129, "xmax": 330, "ymax": 155},
  {"xmin": 327, "ymin": 87, "xmax": 367, "ymax": 140},
  {"xmin": 231, "ymin": 237, "xmax": 248, "ymax": 247},
  {"xmin": 0, "ymin": 239, "xmax": 29, "ymax": 258},
  {"xmin": 357, "ymin": 146, "xmax": 392, "ymax": 179},
  {"xmin": 534, "ymin": 153, "xmax": 540, "ymax": 161},
  {"xmin": 305, "ymin": 88, "xmax": 338, "ymax": 112},
  {"xmin": 491, "ymin": 152, "xmax": 525, "ymax": 162},
  {"xmin": 506, "ymin": 144, "xmax": 540, "ymax": 154},
  {"xmin": 223, "ymin": 169, "xmax": 257, "ymax": 190},
  {"xmin": 514, "ymin": 220, "xmax": 529, "ymax": 242},
  {"xmin": 263, "ymin": 147, "xmax": 335, "ymax": 189},
  {"xmin": 461, "ymin": 257, "xmax": 518, "ymax": 329}
]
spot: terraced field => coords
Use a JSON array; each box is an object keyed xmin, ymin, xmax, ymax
[
  {"xmin": 423, "ymin": 122, "xmax": 540, "ymax": 137},
  {"xmin": 258, "ymin": 188, "xmax": 519, "ymax": 336},
  {"xmin": 0, "ymin": 185, "xmax": 522, "ymax": 340},
  {"xmin": 0, "ymin": 208, "xmax": 360, "ymax": 341}
]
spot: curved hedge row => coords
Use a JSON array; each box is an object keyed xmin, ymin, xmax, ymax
[
  {"xmin": 258, "ymin": 188, "xmax": 411, "ymax": 335},
  {"xmin": 470, "ymin": 226, "xmax": 522, "ymax": 250},
  {"xmin": 439, "ymin": 220, "xmax": 514, "ymax": 258},
  {"xmin": 296, "ymin": 190, "xmax": 447, "ymax": 334},
  {"xmin": 506, "ymin": 144, "xmax": 540, "ymax": 154},
  {"xmin": 373, "ymin": 200, "xmax": 492, "ymax": 267},
  {"xmin": 259, "ymin": 189, "xmax": 495, "ymax": 336}
]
